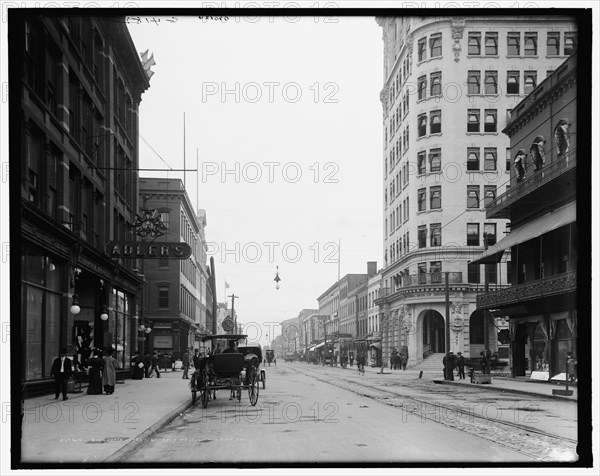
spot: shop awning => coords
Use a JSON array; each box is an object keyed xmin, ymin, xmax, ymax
[
  {"xmin": 470, "ymin": 202, "xmax": 576, "ymax": 265},
  {"xmin": 314, "ymin": 342, "xmax": 325, "ymax": 349},
  {"xmin": 369, "ymin": 342, "xmax": 382, "ymax": 350}
]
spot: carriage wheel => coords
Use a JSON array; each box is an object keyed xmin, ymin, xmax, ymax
[{"xmin": 248, "ymin": 369, "xmax": 259, "ymax": 406}]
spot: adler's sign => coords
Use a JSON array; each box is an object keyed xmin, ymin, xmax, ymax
[{"xmin": 106, "ymin": 241, "xmax": 191, "ymax": 259}]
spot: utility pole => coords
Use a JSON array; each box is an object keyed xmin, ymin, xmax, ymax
[
  {"xmin": 229, "ymin": 294, "xmax": 239, "ymax": 333},
  {"xmin": 444, "ymin": 271, "xmax": 451, "ymax": 380}
]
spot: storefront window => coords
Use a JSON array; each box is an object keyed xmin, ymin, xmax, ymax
[
  {"xmin": 532, "ymin": 323, "xmax": 548, "ymax": 372},
  {"xmin": 553, "ymin": 319, "xmax": 572, "ymax": 374},
  {"xmin": 22, "ymin": 250, "xmax": 62, "ymax": 381}
]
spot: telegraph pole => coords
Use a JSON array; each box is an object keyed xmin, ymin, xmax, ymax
[
  {"xmin": 444, "ymin": 272, "xmax": 451, "ymax": 380},
  {"xmin": 229, "ymin": 294, "xmax": 239, "ymax": 333}
]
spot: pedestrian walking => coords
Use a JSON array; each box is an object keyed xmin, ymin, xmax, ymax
[
  {"xmin": 50, "ymin": 348, "xmax": 73, "ymax": 400},
  {"xmin": 479, "ymin": 351, "xmax": 489, "ymax": 375},
  {"xmin": 102, "ymin": 347, "xmax": 118, "ymax": 394},
  {"xmin": 566, "ymin": 351, "xmax": 577, "ymax": 383},
  {"xmin": 182, "ymin": 349, "xmax": 190, "ymax": 379},
  {"xmin": 87, "ymin": 348, "xmax": 103, "ymax": 394},
  {"xmin": 401, "ymin": 352, "xmax": 408, "ymax": 371},
  {"xmin": 132, "ymin": 350, "xmax": 145, "ymax": 380},
  {"xmin": 150, "ymin": 351, "xmax": 161, "ymax": 378},
  {"xmin": 457, "ymin": 352, "xmax": 465, "ymax": 380},
  {"xmin": 144, "ymin": 352, "xmax": 152, "ymax": 378}
]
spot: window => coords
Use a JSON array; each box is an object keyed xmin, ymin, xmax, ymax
[
  {"xmin": 467, "ymin": 109, "xmax": 480, "ymax": 132},
  {"xmin": 467, "ymin": 70, "xmax": 481, "ymax": 94},
  {"xmin": 418, "ymin": 225, "xmax": 427, "ymax": 248},
  {"xmin": 418, "ymin": 37, "xmax": 427, "ymax": 61},
  {"xmin": 418, "ymin": 114, "xmax": 427, "ymax": 137},
  {"xmin": 429, "ymin": 148, "xmax": 441, "ymax": 172},
  {"xmin": 507, "ymin": 32, "xmax": 520, "ymax": 55},
  {"xmin": 468, "ymin": 32, "xmax": 481, "ymax": 55},
  {"xmin": 418, "ymin": 262, "xmax": 427, "ymax": 283},
  {"xmin": 547, "ymin": 32, "xmax": 560, "ymax": 55},
  {"xmin": 484, "ymin": 109, "xmax": 497, "ymax": 133},
  {"xmin": 524, "ymin": 71, "xmax": 537, "ymax": 94},
  {"xmin": 430, "ymin": 223, "xmax": 441, "ymax": 247},
  {"xmin": 484, "ymin": 148, "xmax": 497, "ymax": 171},
  {"xmin": 429, "ymin": 33, "xmax": 442, "ymax": 57},
  {"xmin": 417, "ymin": 151, "xmax": 426, "ymax": 174},
  {"xmin": 430, "ymin": 110, "xmax": 441, "ymax": 134},
  {"xmin": 158, "ymin": 286, "xmax": 169, "ymax": 308},
  {"xmin": 467, "ymin": 148, "xmax": 480, "ymax": 171},
  {"xmin": 430, "ymin": 72, "xmax": 442, "ymax": 97},
  {"xmin": 484, "ymin": 185, "xmax": 497, "ymax": 207},
  {"xmin": 507, "ymin": 71, "xmax": 520, "ymax": 94},
  {"xmin": 524, "ymin": 32, "xmax": 538, "ymax": 56},
  {"xmin": 430, "ymin": 186, "xmax": 441, "ymax": 209},
  {"xmin": 485, "ymin": 32, "xmax": 498, "ymax": 55},
  {"xmin": 468, "ymin": 263, "xmax": 480, "ymax": 283},
  {"xmin": 484, "ymin": 223, "xmax": 497, "ymax": 247},
  {"xmin": 564, "ymin": 32, "xmax": 576, "ymax": 55},
  {"xmin": 506, "ymin": 148, "xmax": 511, "ymax": 171},
  {"xmin": 484, "ymin": 71, "xmax": 498, "ymax": 95},
  {"xmin": 418, "ymin": 75, "xmax": 427, "ymax": 100},
  {"xmin": 467, "ymin": 186, "xmax": 480, "ymax": 208},
  {"xmin": 467, "ymin": 223, "xmax": 480, "ymax": 246},
  {"xmin": 486, "ymin": 264, "xmax": 497, "ymax": 284},
  {"xmin": 430, "ymin": 261, "xmax": 442, "ymax": 283},
  {"xmin": 417, "ymin": 188, "xmax": 426, "ymax": 211}
]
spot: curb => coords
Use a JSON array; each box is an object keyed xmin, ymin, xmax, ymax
[
  {"xmin": 433, "ymin": 379, "xmax": 577, "ymax": 401},
  {"xmin": 104, "ymin": 397, "xmax": 194, "ymax": 462}
]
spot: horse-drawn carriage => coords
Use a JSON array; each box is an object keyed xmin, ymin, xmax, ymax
[
  {"xmin": 265, "ymin": 349, "xmax": 275, "ymax": 366},
  {"xmin": 190, "ymin": 334, "xmax": 261, "ymax": 408}
]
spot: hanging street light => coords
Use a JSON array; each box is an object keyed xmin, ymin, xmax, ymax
[{"xmin": 274, "ymin": 265, "xmax": 281, "ymax": 290}]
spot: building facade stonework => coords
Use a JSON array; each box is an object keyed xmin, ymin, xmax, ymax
[{"xmin": 375, "ymin": 15, "xmax": 576, "ymax": 369}]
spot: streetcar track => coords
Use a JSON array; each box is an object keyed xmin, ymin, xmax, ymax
[{"xmin": 290, "ymin": 365, "xmax": 577, "ymax": 462}]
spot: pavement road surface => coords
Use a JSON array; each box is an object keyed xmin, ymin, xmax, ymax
[{"xmin": 125, "ymin": 362, "xmax": 577, "ymax": 463}]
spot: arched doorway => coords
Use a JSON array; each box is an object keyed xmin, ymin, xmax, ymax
[
  {"xmin": 421, "ymin": 310, "xmax": 445, "ymax": 357},
  {"xmin": 468, "ymin": 310, "xmax": 495, "ymax": 358}
]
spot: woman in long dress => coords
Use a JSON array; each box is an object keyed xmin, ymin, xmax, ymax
[
  {"xmin": 132, "ymin": 350, "xmax": 145, "ymax": 380},
  {"xmin": 102, "ymin": 347, "xmax": 118, "ymax": 394},
  {"xmin": 87, "ymin": 348, "xmax": 103, "ymax": 395}
]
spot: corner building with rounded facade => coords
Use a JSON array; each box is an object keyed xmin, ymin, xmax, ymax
[{"xmin": 375, "ymin": 15, "xmax": 576, "ymax": 369}]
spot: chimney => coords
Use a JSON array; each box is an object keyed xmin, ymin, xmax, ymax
[{"xmin": 367, "ymin": 261, "xmax": 377, "ymax": 277}]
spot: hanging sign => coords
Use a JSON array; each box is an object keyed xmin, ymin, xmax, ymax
[{"xmin": 105, "ymin": 241, "xmax": 191, "ymax": 259}]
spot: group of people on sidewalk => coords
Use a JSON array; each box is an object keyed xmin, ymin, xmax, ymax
[
  {"xmin": 132, "ymin": 350, "xmax": 162, "ymax": 379},
  {"xmin": 50, "ymin": 347, "xmax": 119, "ymax": 399},
  {"xmin": 442, "ymin": 351, "xmax": 467, "ymax": 381},
  {"xmin": 390, "ymin": 347, "xmax": 408, "ymax": 371}
]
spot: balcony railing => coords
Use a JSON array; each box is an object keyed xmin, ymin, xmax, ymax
[
  {"xmin": 403, "ymin": 271, "xmax": 463, "ymax": 286},
  {"xmin": 476, "ymin": 271, "xmax": 576, "ymax": 309},
  {"xmin": 486, "ymin": 150, "xmax": 576, "ymax": 219}
]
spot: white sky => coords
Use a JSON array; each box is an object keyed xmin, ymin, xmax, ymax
[{"xmin": 128, "ymin": 15, "xmax": 383, "ymax": 344}]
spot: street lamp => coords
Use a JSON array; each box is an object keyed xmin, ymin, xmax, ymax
[
  {"xmin": 70, "ymin": 295, "xmax": 81, "ymax": 315},
  {"xmin": 100, "ymin": 306, "xmax": 109, "ymax": 321}
]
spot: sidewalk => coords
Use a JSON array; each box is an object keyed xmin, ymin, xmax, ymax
[
  {"xmin": 20, "ymin": 369, "xmax": 193, "ymax": 463},
  {"xmin": 341, "ymin": 363, "xmax": 578, "ymax": 401}
]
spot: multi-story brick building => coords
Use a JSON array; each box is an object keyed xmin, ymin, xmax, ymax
[
  {"xmin": 375, "ymin": 15, "xmax": 577, "ymax": 369},
  {"xmin": 15, "ymin": 14, "xmax": 150, "ymax": 394},
  {"xmin": 138, "ymin": 178, "xmax": 208, "ymax": 360}
]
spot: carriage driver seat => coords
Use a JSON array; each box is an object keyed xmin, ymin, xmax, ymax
[{"xmin": 211, "ymin": 353, "xmax": 245, "ymax": 378}]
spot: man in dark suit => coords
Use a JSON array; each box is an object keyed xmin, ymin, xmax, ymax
[{"xmin": 50, "ymin": 348, "xmax": 73, "ymax": 400}]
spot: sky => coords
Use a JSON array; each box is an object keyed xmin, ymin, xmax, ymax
[{"xmin": 127, "ymin": 14, "xmax": 384, "ymax": 344}]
